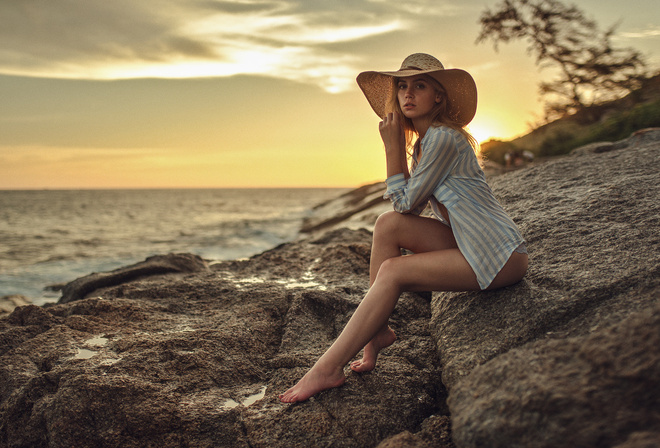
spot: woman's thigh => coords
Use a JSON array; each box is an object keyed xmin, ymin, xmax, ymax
[
  {"xmin": 373, "ymin": 211, "xmax": 528, "ymax": 291},
  {"xmin": 373, "ymin": 211, "xmax": 459, "ymax": 254},
  {"xmin": 376, "ymin": 248, "xmax": 481, "ymax": 292},
  {"xmin": 378, "ymin": 249, "xmax": 527, "ymax": 293}
]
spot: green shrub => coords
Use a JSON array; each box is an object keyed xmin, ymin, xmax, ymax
[
  {"xmin": 538, "ymin": 130, "xmax": 578, "ymax": 157},
  {"xmin": 537, "ymin": 99, "xmax": 660, "ymax": 157},
  {"xmin": 584, "ymin": 100, "xmax": 660, "ymax": 143}
]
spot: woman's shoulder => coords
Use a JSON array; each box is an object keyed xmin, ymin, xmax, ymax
[
  {"xmin": 427, "ymin": 125, "xmax": 473, "ymax": 148},
  {"xmin": 422, "ymin": 125, "xmax": 459, "ymax": 146},
  {"xmin": 428, "ymin": 124, "xmax": 461, "ymax": 138}
]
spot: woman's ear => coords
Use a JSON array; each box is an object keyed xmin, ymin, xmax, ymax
[{"xmin": 435, "ymin": 94, "xmax": 443, "ymax": 103}]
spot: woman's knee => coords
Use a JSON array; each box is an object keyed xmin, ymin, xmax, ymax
[
  {"xmin": 374, "ymin": 211, "xmax": 404, "ymax": 238},
  {"xmin": 374, "ymin": 257, "xmax": 405, "ymax": 289}
]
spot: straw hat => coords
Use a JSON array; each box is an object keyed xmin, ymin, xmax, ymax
[{"xmin": 356, "ymin": 53, "xmax": 477, "ymax": 126}]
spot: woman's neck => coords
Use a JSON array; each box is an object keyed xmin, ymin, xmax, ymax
[{"xmin": 412, "ymin": 117, "xmax": 432, "ymax": 139}]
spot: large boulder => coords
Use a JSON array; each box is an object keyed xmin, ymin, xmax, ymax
[{"xmin": 431, "ymin": 128, "xmax": 660, "ymax": 447}]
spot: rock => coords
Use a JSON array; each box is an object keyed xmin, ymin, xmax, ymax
[
  {"xmin": 571, "ymin": 127, "xmax": 660, "ymax": 155},
  {"xmin": 431, "ymin": 129, "xmax": 660, "ymax": 447},
  {"xmin": 613, "ymin": 432, "xmax": 660, "ymax": 448},
  {"xmin": 0, "ymin": 129, "xmax": 658, "ymax": 447},
  {"xmin": 448, "ymin": 304, "xmax": 660, "ymax": 447},
  {"xmin": 300, "ymin": 182, "xmax": 390, "ymax": 234},
  {"xmin": 376, "ymin": 415, "xmax": 454, "ymax": 448},
  {"xmin": 569, "ymin": 140, "xmax": 615, "ymax": 155},
  {"xmin": 0, "ymin": 229, "xmax": 445, "ymax": 448},
  {"xmin": 58, "ymin": 253, "xmax": 210, "ymax": 303},
  {"xmin": 376, "ymin": 431, "xmax": 435, "ymax": 448},
  {"xmin": 0, "ymin": 294, "xmax": 32, "ymax": 315}
]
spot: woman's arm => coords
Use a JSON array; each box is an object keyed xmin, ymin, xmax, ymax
[
  {"xmin": 400, "ymin": 144, "xmax": 411, "ymax": 179},
  {"xmin": 379, "ymin": 112, "xmax": 407, "ymax": 178},
  {"xmin": 384, "ymin": 127, "xmax": 459, "ymax": 213}
]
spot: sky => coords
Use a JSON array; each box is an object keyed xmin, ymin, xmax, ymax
[{"xmin": 1, "ymin": 0, "xmax": 658, "ymax": 189}]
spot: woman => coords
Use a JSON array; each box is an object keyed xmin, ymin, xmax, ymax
[{"xmin": 279, "ymin": 53, "xmax": 527, "ymax": 403}]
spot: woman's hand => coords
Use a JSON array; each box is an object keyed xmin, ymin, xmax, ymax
[
  {"xmin": 379, "ymin": 112, "xmax": 405, "ymax": 156},
  {"xmin": 380, "ymin": 112, "xmax": 408, "ymax": 178}
]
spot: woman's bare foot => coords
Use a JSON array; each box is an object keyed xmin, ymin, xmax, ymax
[
  {"xmin": 279, "ymin": 365, "xmax": 346, "ymax": 403},
  {"xmin": 350, "ymin": 326, "xmax": 397, "ymax": 373}
]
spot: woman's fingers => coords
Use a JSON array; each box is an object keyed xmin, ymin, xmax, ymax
[
  {"xmin": 379, "ymin": 115, "xmax": 405, "ymax": 156},
  {"xmin": 380, "ymin": 112, "xmax": 400, "ymax": 129},
  {"xmin": 382, "ymin": 112, "xmax": 398, "ymax": 124}
]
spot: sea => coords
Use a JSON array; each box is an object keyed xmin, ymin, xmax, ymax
[{"xmin": 0, "ymin": 188, "xmax": 347, "ymax": 306}]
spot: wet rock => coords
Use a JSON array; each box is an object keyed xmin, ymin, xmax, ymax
[
  {"xmin": 0, "ymin": 230, "xmax": 444, "ymax": 448},
  {"xmin": 58, "ymin": 253, "xmax": 210, "ymax": 303}
]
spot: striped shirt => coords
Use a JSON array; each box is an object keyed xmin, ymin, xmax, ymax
[{"xmin": 384, "ymin": 125, "xmax": 524, "ymax": 289}]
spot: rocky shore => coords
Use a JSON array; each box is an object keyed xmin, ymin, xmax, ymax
[{"xmin": 1, "ymin": 129, "xmax": 659, "ymax": 447}]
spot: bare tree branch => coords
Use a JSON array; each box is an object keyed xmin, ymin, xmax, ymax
[{"xmin": 477, "ymin": 0, "xmax": 647, "ymax": 122}]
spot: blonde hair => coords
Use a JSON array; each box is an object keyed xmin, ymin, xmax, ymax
[{"xmin": 387, "ymin": 75, "xmax": 479, "ymax": 158}]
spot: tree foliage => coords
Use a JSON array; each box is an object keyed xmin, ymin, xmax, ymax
[{"xmin": 477, "ymin": 0, "xmax": 647, "ymax": 121}]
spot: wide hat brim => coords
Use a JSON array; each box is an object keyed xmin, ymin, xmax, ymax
[{"xmin": 356, "ymin": 62, "xmax": 478, "ymax": 126}]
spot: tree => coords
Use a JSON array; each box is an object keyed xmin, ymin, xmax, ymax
[{"xmin": 477, "ymin": 0, "xmax": 647, "ymax": 121}]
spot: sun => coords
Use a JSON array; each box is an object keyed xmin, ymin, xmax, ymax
[
  {"xmin": 468, "ymin": 114, "xmax": 524, "ymax": 144},
  {"xmin": 467, "ymin": 122, "xmax": 498, "ymax": 145}
]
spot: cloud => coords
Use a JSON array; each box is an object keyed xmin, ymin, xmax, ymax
[
  {"xmin": 0, "ymin": 0, "xmax": 431, "ymax": 92},
  {"xmin": 619, "ymin": 26, "xmax": 660, "ymax": 39}
]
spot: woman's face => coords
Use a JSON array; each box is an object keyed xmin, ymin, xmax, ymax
[{"xmin": 396, "ymin": 75, "xmax": 441, "ymax": 121}]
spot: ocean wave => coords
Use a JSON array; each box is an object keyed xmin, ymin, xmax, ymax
[{"xmin": 0, "ymin": 188, "xmax": 346, "ymax": 301}]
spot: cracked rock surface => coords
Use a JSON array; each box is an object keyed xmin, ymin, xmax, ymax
[{"xmin": 0, "ymin": 229, "xmax": 447, "ymax": 448}]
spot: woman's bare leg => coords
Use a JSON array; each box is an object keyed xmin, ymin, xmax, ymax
[
  {"xmin": 281, "ymin": 214, "xmax": 460, "ymax": 403},
  {"xmin": 279, "ymin": 247, "xmax": 480, "ymax": 403},
  {"xmin": 352, "ymin": 212, "xmax": 459, "ymax": 372},
  {"xmin": 278, "ymin": 212, "xmax": 528, "ymax": 403}
]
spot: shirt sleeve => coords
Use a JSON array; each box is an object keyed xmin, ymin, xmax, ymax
[{"xmin": 384, "ymin": 127, "xmax": 459, "ymax": 214}]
